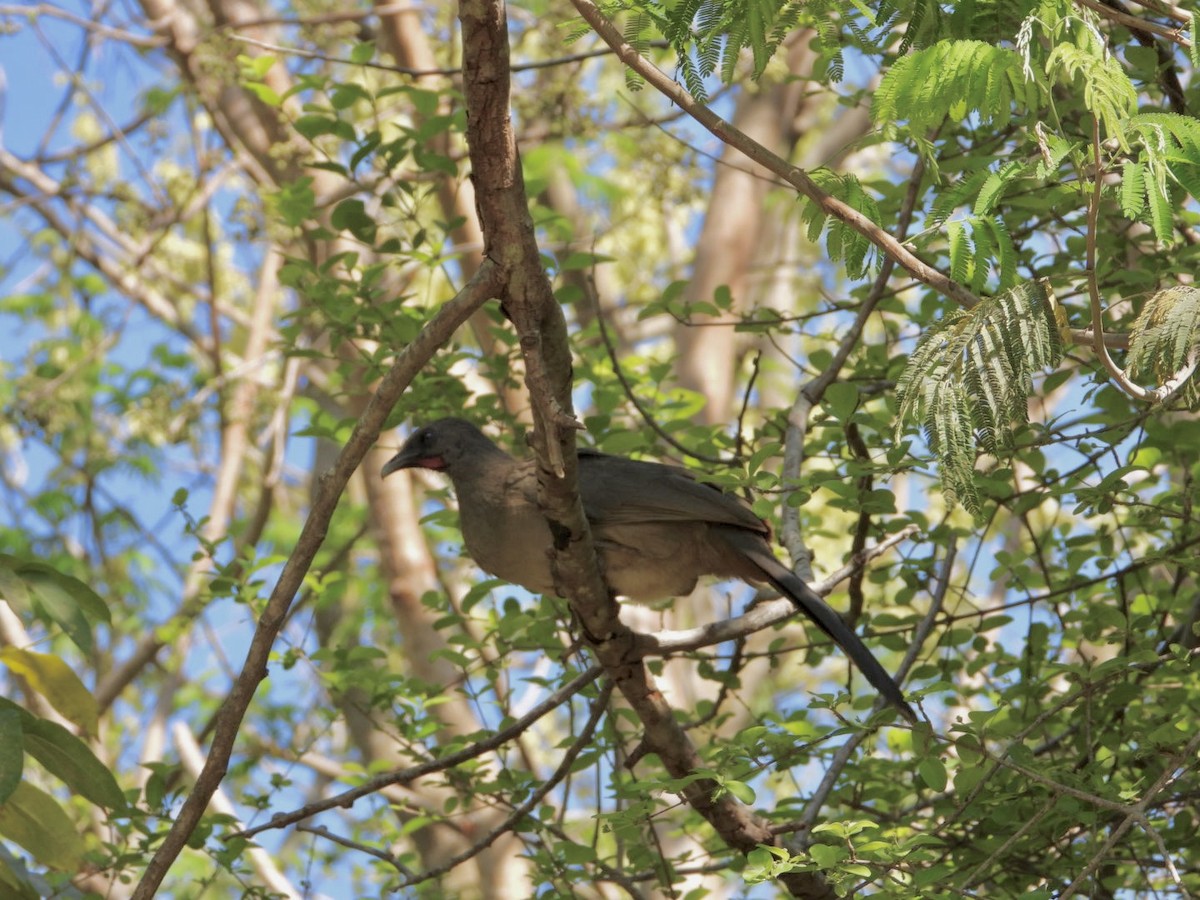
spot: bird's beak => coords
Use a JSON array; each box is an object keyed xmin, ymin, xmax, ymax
[{"xmin": 380, "ymin": 448, "xmax": 421, "ymax": 479}]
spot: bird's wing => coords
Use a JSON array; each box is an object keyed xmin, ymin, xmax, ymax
[{"xmin": 577, "ymin": 450, "xmax": 768, "ymax": 534}]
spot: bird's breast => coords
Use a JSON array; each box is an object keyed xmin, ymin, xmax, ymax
[{"xmin": 458, "ymin": 492, "xmax": 558, "ymax": 596}]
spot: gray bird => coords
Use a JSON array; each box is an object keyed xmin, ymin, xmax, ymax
[{"xmin": 382, "ymin": 418, "xmax": 915, "ymax": 722}]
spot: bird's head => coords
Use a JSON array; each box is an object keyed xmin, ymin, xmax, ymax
[{"xmin": 380, "ymin": 418, "xmax": 499, "ymax": 479}]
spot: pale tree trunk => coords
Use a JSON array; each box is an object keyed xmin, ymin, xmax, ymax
[{"xmin": 674, "ymin": 39, "xmax": 816, "ymax": 425}]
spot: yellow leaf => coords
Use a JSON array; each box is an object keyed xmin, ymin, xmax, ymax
[
  {"xmin": 0, "ymin": 781, "xmax": 85, "ymax": 870},
  {"xmin": 0, "ymin": 649, "xmax": 98, "ymax": 735}
]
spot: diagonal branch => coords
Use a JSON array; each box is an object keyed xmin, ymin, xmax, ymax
[
  {"xmin": 234, "ymin": 665, "xmax": 605, "ymax": 840},
  {"xmin": 570, "ymin": 0, "xmax": 1167, "ymax": 383},
  {"xmin": 129, "ymin": 259, "xmax": 502, "ymax": 900},
  {"xmin": 569, "ymin": 0, "xmax": 980, "ymax": 312}
]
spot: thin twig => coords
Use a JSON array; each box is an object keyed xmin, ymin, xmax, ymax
[
  {"xmin": 235, "ymin": 665, "xmax": 603, "ymax": 839},
  {"xmin": 398, "ymin": 680, "xmax": 614, "ymax": 890},
  {"xmin": 592, "ymin": 288, "xmax": 733, "ymax": 466},
  {"xmin": 296, "ymin": 825, "xmax": 415, "ymax": 876}
]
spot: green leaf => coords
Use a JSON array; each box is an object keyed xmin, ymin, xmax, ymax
[
  {"xmin": 243, "ymin": 82, "xmax": 281, "ymax": 107},
  {"xmin": 974, "ymin": 160, "xmax": 1032, "ymax": 217},
  {"xmin": 948, "ymin": 219, "xmax": 971, "ymax": 283},
  {"xmin": 236, "ymin": 53, "xmax": 276, "ymax": 81},
  {"xmin": 349, "ymin": 130, "xmax": 383, "ymax": 172},
  {"xmin": 330, "ymin": 84, "xmax": 368, "ymax": 110},
  {"xmin": 0, "ymin": 699, "xmax": 124, "ymax": 810},
  {"xmin": 331, "ymin": 199, "xmax": 377, "ymax": 244},
  {"xmin": 350, "ymin": 41, "xmax": 375, "ymax": 64},
  {"xmin": 0, "ymin": 711, "xmax": 22, "ymax": 804},
  {"xmin": 918, "ymin": 757, "xmax": 948, "ymax": 791},
  {"xmin": 0, "ymin": 648, "xmax": 98, "ymax": 735},
  {"xmin": 293, "ymin": 114, "xmax": 355, "ymax": 142},
  {"xmin": 17, "ymin": 564, "xmax": 108, "ymax": 624},
  {"xmin": 724, "ymin": 779, "xmax": 756, "ymax": 804},
  {"xmin": 825, "ymin": 383, "xmax": 859, "ymax": 421},
  {"xmin": 412, "ymin": 146, "xmax": 458, "ymax": 178},
  {"xmin": 1146, "ymin": 172, "xmax": 1174, "ymax": 242},
  {"xmin": 895, "ymin": 281, "xmax": 1063, "ymax": 515},
  {"xmin": 404, "ymin": 88, "xmax": 441, "ymax": 119},
  {"xmin": 1120, "ymin": 160, "xmax": 1145, "ymax": 218},
  {"xmin": 0, "ymin": 781, "xmax": 85, "ymax": 870},
  {"xmin": 557, "ymin": 840, "xmax": 597, "ymax": 864},
  {"xmin": 274, "ymin": 177, "xmax": 316, "ymax": 226},
  {"xmin": 873, "ymin": 41, "xmax": 1027, "ymax": 133},
  {"xmin": 808, "ymin": 842, "xmax": 844, "ymax": 867},
  {"xmin": 17, "ymin": 565, "xmax": 108, "ymax": 654}
]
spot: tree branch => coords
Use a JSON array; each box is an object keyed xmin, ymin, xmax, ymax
[
  {"xmin": 129, "ymin": 260, "xmax": 502, "ymax": 899},
  {"xmin": 234, "ymin": 664, "xmax": 604, "ymax": 840},
  {"xmin": 457, "ymin": 3, "xmax": 834, "ymax": 896},
  {"xmin": 569, "ymin": 0, "xmax": 979, "ymax": 312}
]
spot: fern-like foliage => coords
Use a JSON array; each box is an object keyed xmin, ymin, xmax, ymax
[
  {"xmin": 944, "ymin": 215, "xmax": 1018, "ymax": 293},
  {"xmin": 799, "ymin": 169, "xmax": 880, "ymax": 279},
  {"xmin": 1127, "ymin": 286, "xmax": 1200, "ymax": 406},
  {"xmin": 1125, "ymin": 113, "xmax": 1200, "ymax": 242},
  {"xmin": 872, "ymin": 40, "xmax": 1039, "ymax": 134},
  {"xmin": 1042, "ymin": 43, "xmax": 1136, "ymax": 146},
  {"xmin": 1017, "ymin": 5, "xmax": 1137, "ymax": 144},
  {"xmin": 621, "ymin": 9, "xmax": 651, "ymax": 92},
  {"xmin": 896, "ymin": 281, "xmax": 1064, "ymax": 514},
  {"xmin": 627, "ymin": 0, "xmax": 805, "ymax": 101}
]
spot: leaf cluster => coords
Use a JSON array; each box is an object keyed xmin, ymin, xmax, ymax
[{"xmin": 896, "ymin": 282, "xmax": 1064, "ymax": 514}]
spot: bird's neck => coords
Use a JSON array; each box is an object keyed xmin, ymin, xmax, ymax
[{"xmin": 447, "ymin": 445, "xmax": 516, "ymax": 492}]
